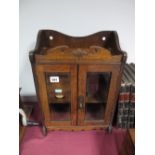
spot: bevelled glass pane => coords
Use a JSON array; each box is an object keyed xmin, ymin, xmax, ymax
[{"xmin": 85, "ymin": 72, "xmax": 111, "ymax": 121}]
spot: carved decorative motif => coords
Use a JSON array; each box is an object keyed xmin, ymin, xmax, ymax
[
  {"xmin": 72, "ymin": 48, "xmax": 88, "ymax": 58},
  {"xmin": 39, "ymin": 45, "xmax": 122, "ymax": 62}
]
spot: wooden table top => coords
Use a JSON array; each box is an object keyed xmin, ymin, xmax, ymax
[{"xmin": 128, "ymin": 128, "xmax": 135, "ymax": 145}]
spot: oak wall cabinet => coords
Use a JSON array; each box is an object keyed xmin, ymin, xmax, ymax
[{"xmin": 29, "ymin": 30, "xmax": 127, "ymax": 135}]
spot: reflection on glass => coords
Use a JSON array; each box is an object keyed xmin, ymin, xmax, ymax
[
  {"xmin": 85, "ymin": 72, "xmax": 111, "ymax": 121},
  {"xmin": 45, "ymin": 73, "xmax": 71, "ymax": 121}
]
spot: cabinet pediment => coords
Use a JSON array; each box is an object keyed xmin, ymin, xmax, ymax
[{"xmin": 35, "ymin": 46, "xmax": 122, "ymax": 63}]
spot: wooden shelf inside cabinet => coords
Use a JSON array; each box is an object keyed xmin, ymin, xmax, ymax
[
  {"xmin": 29, "ymin": 30, "xmax": 127, "ymax": 134},
  {"xmin": 48, "ymin": 92, "xmax": 71, "ymax": 104},
  {"xmin": 85, "ymin": 96, "xmax": 105, "ymax": 104},
  {"xmin": 48, "ymin": 99, "xmax": 70, "ymax": 104}
]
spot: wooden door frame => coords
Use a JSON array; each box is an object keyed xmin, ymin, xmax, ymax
[
  {"xmin": 78, "ymin": 64, "xmax": 121, "ymax": 126},
  {"xmin": 35, "ymin": 64, "xmax": 77, "ymax": 127}
]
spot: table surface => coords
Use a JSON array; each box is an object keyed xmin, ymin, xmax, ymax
[{"xmin": 128, "ymin": 128, "xmax": 135, "ymax": 145}]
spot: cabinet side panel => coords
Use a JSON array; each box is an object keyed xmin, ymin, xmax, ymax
[
  {"xmin": 104, "ymin": 66, "xmax": 121, "ymax": 125},
  {"xmin": 35, "ymin": 65, "xmax": 51, "ymax": 122}
]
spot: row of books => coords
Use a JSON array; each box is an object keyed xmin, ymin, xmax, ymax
[{"xmin": 116, "ymin": 63, "xmax": 135, "ymax": 128}]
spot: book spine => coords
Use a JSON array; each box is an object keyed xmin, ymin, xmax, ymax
[
  {"xmin": 128, "ymin": 84, "xmax": 135, "ymax": 128},
  {"xmin": 116, "ymin": 83, "xmax": 125, "ymax": 128},
  {"xmin": 116, "ymin": 63, "xmax": 135, "ymax": 129},
  {"xmin": 122, "ymin": 84, "xmax": 131, "ymax": 128},
  {"xmin": 125, "ymin": 64, "xmax": 135, "ymax": 83}
]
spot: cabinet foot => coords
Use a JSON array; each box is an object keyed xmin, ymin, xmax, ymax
[
  {"xmin": 108, "ymin": 125, "xmax": 112, "ymax": 134},
  {"xmin": 42, "ymin": 126, "xmax": 47, "ymax": 136}
]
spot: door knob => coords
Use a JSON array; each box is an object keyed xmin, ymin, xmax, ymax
[{"xmin": 78, "ymin": 96, "xmax": 84, "ymax": 109}]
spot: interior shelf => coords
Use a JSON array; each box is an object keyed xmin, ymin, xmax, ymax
[
  {"xmin": 48, "ymin": 92, "xmax": 70, "ymax": 104},
  {"xmin": 85, "ymin": 96, "xmax": 104, "ymax": 104}
]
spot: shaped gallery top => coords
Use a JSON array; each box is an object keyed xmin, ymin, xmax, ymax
[{"xmin": 30, "ymin": 30, "xmax": 127, "ymax": 64}]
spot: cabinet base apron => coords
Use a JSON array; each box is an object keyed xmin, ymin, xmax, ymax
[{"xmin": 46, "ymin": 125, "xmax": 109, "ymax": 131}]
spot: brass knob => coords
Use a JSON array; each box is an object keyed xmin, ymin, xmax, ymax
[
  {"xmin": 78, "ymin": 96, "xmax": 84, "ymax": 109},
  {"xmin": 79, "ymin": 102, "xmax": 83, "ymax": 109}
]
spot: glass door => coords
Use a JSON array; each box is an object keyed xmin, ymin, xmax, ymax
[
  {"xmin": 78, "ymin": 64, "xmax": 120, "ymax": 126},
  {"xmin": 85, "ymin": 72, "xmax": 111, "ymax": 121},
  {"xmin": 45, "ymin": 72, "xmax": 71, "ymax": 122},
  {"xmin": 36, "ymin": 65, "xmax": 77, "ymax": 126}
]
